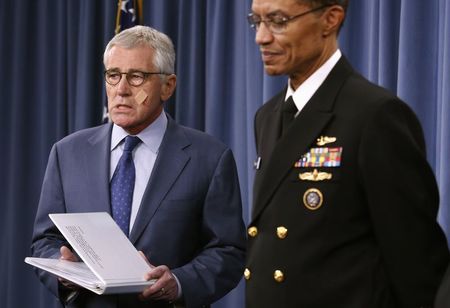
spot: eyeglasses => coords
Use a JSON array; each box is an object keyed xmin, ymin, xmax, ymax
[
  {"xmin": 104, "ymin": 69, "xmax": 169, "ymax": 87},
  {"xmin": 247, "ymin": 4, "xmax": 330, "ymax": 34}
]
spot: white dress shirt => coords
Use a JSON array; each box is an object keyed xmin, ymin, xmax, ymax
[
  {"xmin": 110, "ymin": 111, "xmax": 167, "ymax": 232},
  {"xmin": 285, "ymin": 49, "xmax": 342, "ymax": 116}
]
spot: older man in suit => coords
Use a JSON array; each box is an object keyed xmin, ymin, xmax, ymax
[
  {"xmin": 31, "ymin": 25, "xmax": 246, "ymax": 308},
  {"xmin": 245, "ymin": 0, "xmax": 449, "ymax": 307}
]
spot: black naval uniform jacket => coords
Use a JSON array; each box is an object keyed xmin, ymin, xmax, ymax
[
  {"xmin": 245, "ymin": 56, "xmax": 450, "ymax": 308},
  {"xmin": 435, "ymin": 264, "xmax": 450, "ymax": 308}
]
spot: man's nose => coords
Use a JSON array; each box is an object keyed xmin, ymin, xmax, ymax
[
  {"xmin": 255, "ymin": 22, "xmax": 274, "ymax": 45},
  {"xmin": 116, "ymin": 75, "xmax": 132, "ymax": 95}
]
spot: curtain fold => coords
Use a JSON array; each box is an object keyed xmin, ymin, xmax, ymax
[
  {"xmin": 437, "ymin": 0, "xmax": 450, "ymax": 241},
  {"xmin": 1, "ymin": 1, "xmax": 449, "ymax": 307}
]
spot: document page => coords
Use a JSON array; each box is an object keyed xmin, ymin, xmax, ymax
[
  {"xmin": 25, "ymin": 212, "xmax": 155, "ymax": 294},
  {"xmin": 49, "ymin": 212, "xmax": 151, "ymax": 282},
  {"xmin": 25, "ymin": 258, "xmax": 101, "ymax": 289}
]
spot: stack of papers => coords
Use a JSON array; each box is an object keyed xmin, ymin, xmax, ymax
[{"xmin": 25, "ymin": 212, "xmax": 156, "ymax": 294}]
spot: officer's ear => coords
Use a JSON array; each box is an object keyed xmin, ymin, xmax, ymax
[
  {"xmin": 321, "ymin": 5, "xmax": 345, "ymax": 37},
  {"xmin": 160, "ymin": 74, "xmax": 176, "ymax": 102}
]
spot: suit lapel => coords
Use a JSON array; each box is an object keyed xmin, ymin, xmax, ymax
[
  {"xmin": 85, "ymin": 124, "xmax": 113, "ymax": 213},
  {"xmin": 251, "ymin": 57, "xmax": 354, "ymax": 222},
  {"xmin": 129, "ymin": 117, "xmax": 190, "ymax": 243},
  {"xmin": 257, "ymin": 93, "xmax": 283, "ymax": 167},
  {"xmin": 253, "ymin": 93, "xmax": 283, "ymax": 196}
]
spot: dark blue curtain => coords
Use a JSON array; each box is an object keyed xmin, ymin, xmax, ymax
[{"xmin": 1, "ymin": 1, "xmax": 449, "ymax": 307}]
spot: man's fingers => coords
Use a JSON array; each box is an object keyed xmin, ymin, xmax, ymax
[
  {"xmin": 60, "ymin": 246, "xmax": 78, "ymax": 262},
  {"xmin": 145, "ymin": 265, "xmax": 165, "ymax": 280},
  {"xmin": 139, "ymin": 265, "xmax": 178, "ymax": 301}
]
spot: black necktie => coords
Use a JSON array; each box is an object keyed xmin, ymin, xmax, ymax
[
  {"xmin": 110, "ymin": 136, "xmax": 141, "ymax": 236},
  {"xmin": 280, "ymin": 96, "xmax": 298, "ymax": 136}
]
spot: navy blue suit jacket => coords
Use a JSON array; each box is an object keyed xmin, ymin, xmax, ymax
[{"xmin": 31, "ymin": 116, "xmax": 246, "ymax": 308}]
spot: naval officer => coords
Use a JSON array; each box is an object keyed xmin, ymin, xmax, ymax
[{"xmin": 245, "ymin": 0, "xmax": 450, "ymax": 307}]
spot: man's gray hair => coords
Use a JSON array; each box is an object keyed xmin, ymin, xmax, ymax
[{"xmin": 103, "ymin": 25, "xmax": 175, "ymax": 74}]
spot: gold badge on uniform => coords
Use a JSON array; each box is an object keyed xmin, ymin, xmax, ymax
[
  {"xmin": 303, "ymin": 188, "xmax": 323, "ymax": 210},
  {"xmin": 299, "ymin": 168, "xmax": 332, "ymax": 181},
  {"xmin": 316, "ymin": 136, "xmax": 337, "ymax": 146}
]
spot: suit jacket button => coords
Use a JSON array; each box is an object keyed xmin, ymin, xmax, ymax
[
  {"xmin": 273, "ymin": 270, "xmax": 284, "ymax": 282},
  {"xmin": 248, "ymin": 226, "xmax": 258, "ymax": 237},
  {"xmin": 244, "ymin": 268, "xmax": 251, "ymax": 280},
  {"xmin": 276, "ymin": 226, "xmax": 288, "ymax": 239}
]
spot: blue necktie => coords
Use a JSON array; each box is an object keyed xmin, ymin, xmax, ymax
[{"xmin": 110, "ymin": 136, "xmax": 141, "ymax": 236}]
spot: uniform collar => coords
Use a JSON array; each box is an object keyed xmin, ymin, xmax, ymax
[{"xmin": 285, "ymin": 49, "xmax": 342, "ymax": 114}]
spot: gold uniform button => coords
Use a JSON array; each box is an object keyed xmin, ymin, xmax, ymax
[
  {"xmin": 276, "ymin": 226, "xmax": 288, "ymax": 239},
  {"xmin": 244, "ymin": 268, "xmax": 251, "ymax": 280},
  {"xmin": 273, "ymin": 270, "xmax": 284, "ymax": 282},
  {"xmin": 248, "ymin": 226, "xmax": 258, "ymax": 237}
]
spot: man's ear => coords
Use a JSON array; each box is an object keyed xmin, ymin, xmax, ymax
[
  {"xmin": 160, "ymin": 74, "xmax": 177, "ymax": 102},
  {"xmin": 322, "ymin": 5, "xmax": 345, "ymax": 37}
]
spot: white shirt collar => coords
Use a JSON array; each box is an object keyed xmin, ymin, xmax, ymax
[
  {"xmin": 285, "ymin": 49, "xmax": 342, "ymax": 114},
  {"xmin": 111, "ymin": 111, "xmax": 168, "ymax": 154}
]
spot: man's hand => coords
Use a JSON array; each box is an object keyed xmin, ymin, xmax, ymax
[
  {"xmin": 58, "ymin": 246, "xmax": 80, "ymax": 290},
  {"xmin": 138, "ymin": 251, "xmax": 179, "ymax": 302},
  {"xmin": 60, "ymin": 246, "xmax": 78, "ymax": 262}
]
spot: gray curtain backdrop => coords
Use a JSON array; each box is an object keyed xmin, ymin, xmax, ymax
[{"xmin": 1, "ymin": 0, "xmax": 449, "ymax": 307}]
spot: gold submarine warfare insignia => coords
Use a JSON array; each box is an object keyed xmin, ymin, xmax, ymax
[
  {"xmin": 316, "ymin": 136, "xmax": 337, "ymax": 146},
  {"xmin": 299, "ymin": 168, "xmax": 332, "ymax": 181},
  {"xmin": 303, "ymin": 188, "xmax": 323, "ymax": 210}
]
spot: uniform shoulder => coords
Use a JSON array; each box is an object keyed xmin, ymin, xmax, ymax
[{"xmin": 344, "ymin": 73, "xmax": 398, "ymax": 105}]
